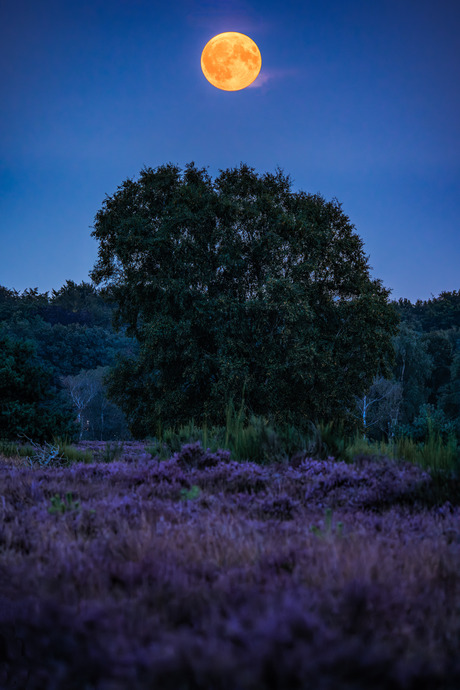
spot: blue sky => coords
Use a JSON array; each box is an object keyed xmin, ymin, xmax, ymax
[{"xmin": 1, "ymin": 0, "xmax": 459, "ymax": 304}]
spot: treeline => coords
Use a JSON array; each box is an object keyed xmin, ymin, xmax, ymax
[
  {"xmin": 0, "ymin": 280, "xmax": 459, "ymax": 444},
  {"xmin": 350, "ymin": 290, "xmax": 460, "ymax": 444},
  {"xmin": 0, "ymin": 281, "xmax": 138, "ymax": 442}
]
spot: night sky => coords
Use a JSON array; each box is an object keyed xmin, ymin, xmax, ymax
[{"xmin": 1, "ymin": 0, "xmax": 459, "ymax": 304}]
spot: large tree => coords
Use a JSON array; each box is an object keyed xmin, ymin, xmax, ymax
[{"xmin": 89, "ymin": 162, "xmax": 400, "ymax": 438}]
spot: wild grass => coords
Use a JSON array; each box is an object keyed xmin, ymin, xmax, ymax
[
  {"xmin": 145, "ymin": 387, "xmax": 460, "ymax": 489},
  {"xmin": 0, "ymin": 436, "xmax": 93, "ymax": 466}
]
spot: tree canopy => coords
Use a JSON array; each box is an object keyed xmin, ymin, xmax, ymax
[
  {"xmin": 0, "ymin": 334, "xmax": 78, "ymax": 442},
  {"xmin": 391, "ymin": 291, "xmax": 460, "ymax": 333},
  {"xmin": 0, "ymin": 280, "xmax": 115, "ymax": 328},
  {"xmin": 89, "ymin": 162, "xmax": 400, "ymax": 438}
]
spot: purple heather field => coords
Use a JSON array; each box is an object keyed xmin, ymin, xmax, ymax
[{"xmin": 0, "ymin": 440, "xmax": 459, "ymax": 689}]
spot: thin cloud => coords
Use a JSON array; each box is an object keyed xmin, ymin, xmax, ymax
[{"xmin": 247, "ymin": 67, "xmax": 299, "ymax": 88}]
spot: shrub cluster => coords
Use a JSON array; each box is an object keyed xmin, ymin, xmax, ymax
[{"xmin": 0, "ymin": 442, "xmax": 459, "ymax": 688}]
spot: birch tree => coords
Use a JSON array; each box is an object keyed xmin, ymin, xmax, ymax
[
  {"xmin": 60, "ymin": 371, "xmax": 99, "ymax": 440},
  {"xmin": 347, "ymin": 375, "xmax": 403, "ymax": 441}
]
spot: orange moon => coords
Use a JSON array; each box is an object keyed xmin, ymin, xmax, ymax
[{"xmin": 201, "ymin": 32, "xmax": 262, "ymax": 91}]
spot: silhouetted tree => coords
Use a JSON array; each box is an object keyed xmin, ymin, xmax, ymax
[
  {"xmin": 0, "ymin": 286, "xmax": 21, "ymax": 321},
  {"xmin": 89, "ymin": 161, "xmax": 400, "ymax": 438}
]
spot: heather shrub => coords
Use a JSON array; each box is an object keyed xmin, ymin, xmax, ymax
[
  {"xmin": 172, "ymin": 441, "xmax": 232, "ymax": 470},
  {"xmin": 1, "ymin": 445, "xmax": 460, "ymax": 687},
  {"xmin": 309, "ymin": 507, "xmax": 344, "ymax": 538},
  {"xmin": 78, "ymin": 440, "xmax": 145, "ymax": 464},
  {"xmin": 255, "ymin": 493, "xmax": 299, "ymax": 521},
  {"xmin": 191, "ymin": 460, "xmax": 269, "ymax": 494},
  {"xmin": 408, "ymin": 470, "xmax": 460, "ymax": 509},
  {"xmin": 280, "ymin": 456, "xmax": 432, "ymax": 511}
]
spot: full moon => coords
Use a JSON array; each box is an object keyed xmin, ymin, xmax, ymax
[{"xmin": 201, "ymin": 32, "xmax": 262, "ymax": 91}]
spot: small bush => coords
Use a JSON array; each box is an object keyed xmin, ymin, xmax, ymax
[
  {"xmin": 101, "ymin": 441, "xmax": 125, "ymax": 463},
  {"xmin": 256, "ymin": 494, "xmax": 298, "ymax": 521},
  {"xmin": 48, "ymin": 492, "xmax": 81, "ymax": 514},
  {"xmin": 0, "ymin": 439, "xmax": 36, "ymax": 459},
  {"xmin": 394, "ymin": 404, "xmax": 457, "ymax": 445}
]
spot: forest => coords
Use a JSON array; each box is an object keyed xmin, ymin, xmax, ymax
[{"xmin": 0, "ymin": 279, "xmax": 459, "ymax": 447}]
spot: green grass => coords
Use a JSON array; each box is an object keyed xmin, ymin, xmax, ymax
[
  {"xmin": 0, "ymin": 436, "xmax": 93, "ymax": 466},
  {"xmin": 52, "ymin": 436, "xmax": 94, "ymax": 465},
  {"xmin": 100, "ymin": 441, "xmax": 125, "ymax": 463},
  {"xmin": 146, "ymin": 386, "xmax": 460, "ymax": 480},
  {"xmin": 144, "ymin": 382, "xmax": 316, "ymax": 465},
  {"xmin": 344, "ymin": 419, "xmax": 459, "ymax": 477},
  {"xmin": 0, "ymin": 439, "xmax": 36, "ymax": 458}
]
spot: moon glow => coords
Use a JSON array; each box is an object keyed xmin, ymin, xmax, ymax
[{"xmin": 201, "ymin": 32, "xmax": 262, "ymax": 91}]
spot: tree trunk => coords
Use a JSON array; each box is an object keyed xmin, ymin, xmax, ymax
[
  {"xmin": 77, "ymin": 411, "xmax": 83, "ymax": 441},
  {"xmin": 362, "ymin": 394, "xmax": 367, "ymax": 440}
]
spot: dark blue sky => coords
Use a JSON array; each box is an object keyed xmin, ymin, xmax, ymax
[{"xmin": 1, "ymin": 0, "xmax": 459, "ymax": 304}]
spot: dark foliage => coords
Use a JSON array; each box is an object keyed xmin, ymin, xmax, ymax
[
  {"xmin": 391, "ymin": 291, "xmax": 460, "ymax": 333},
  {"xmin": 89, "ymin": 161, "xmax": 400, "ymax": 439},
  {"xmin": 0, "ymin": 334, "xmax": 78, "ymax": 442}
]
